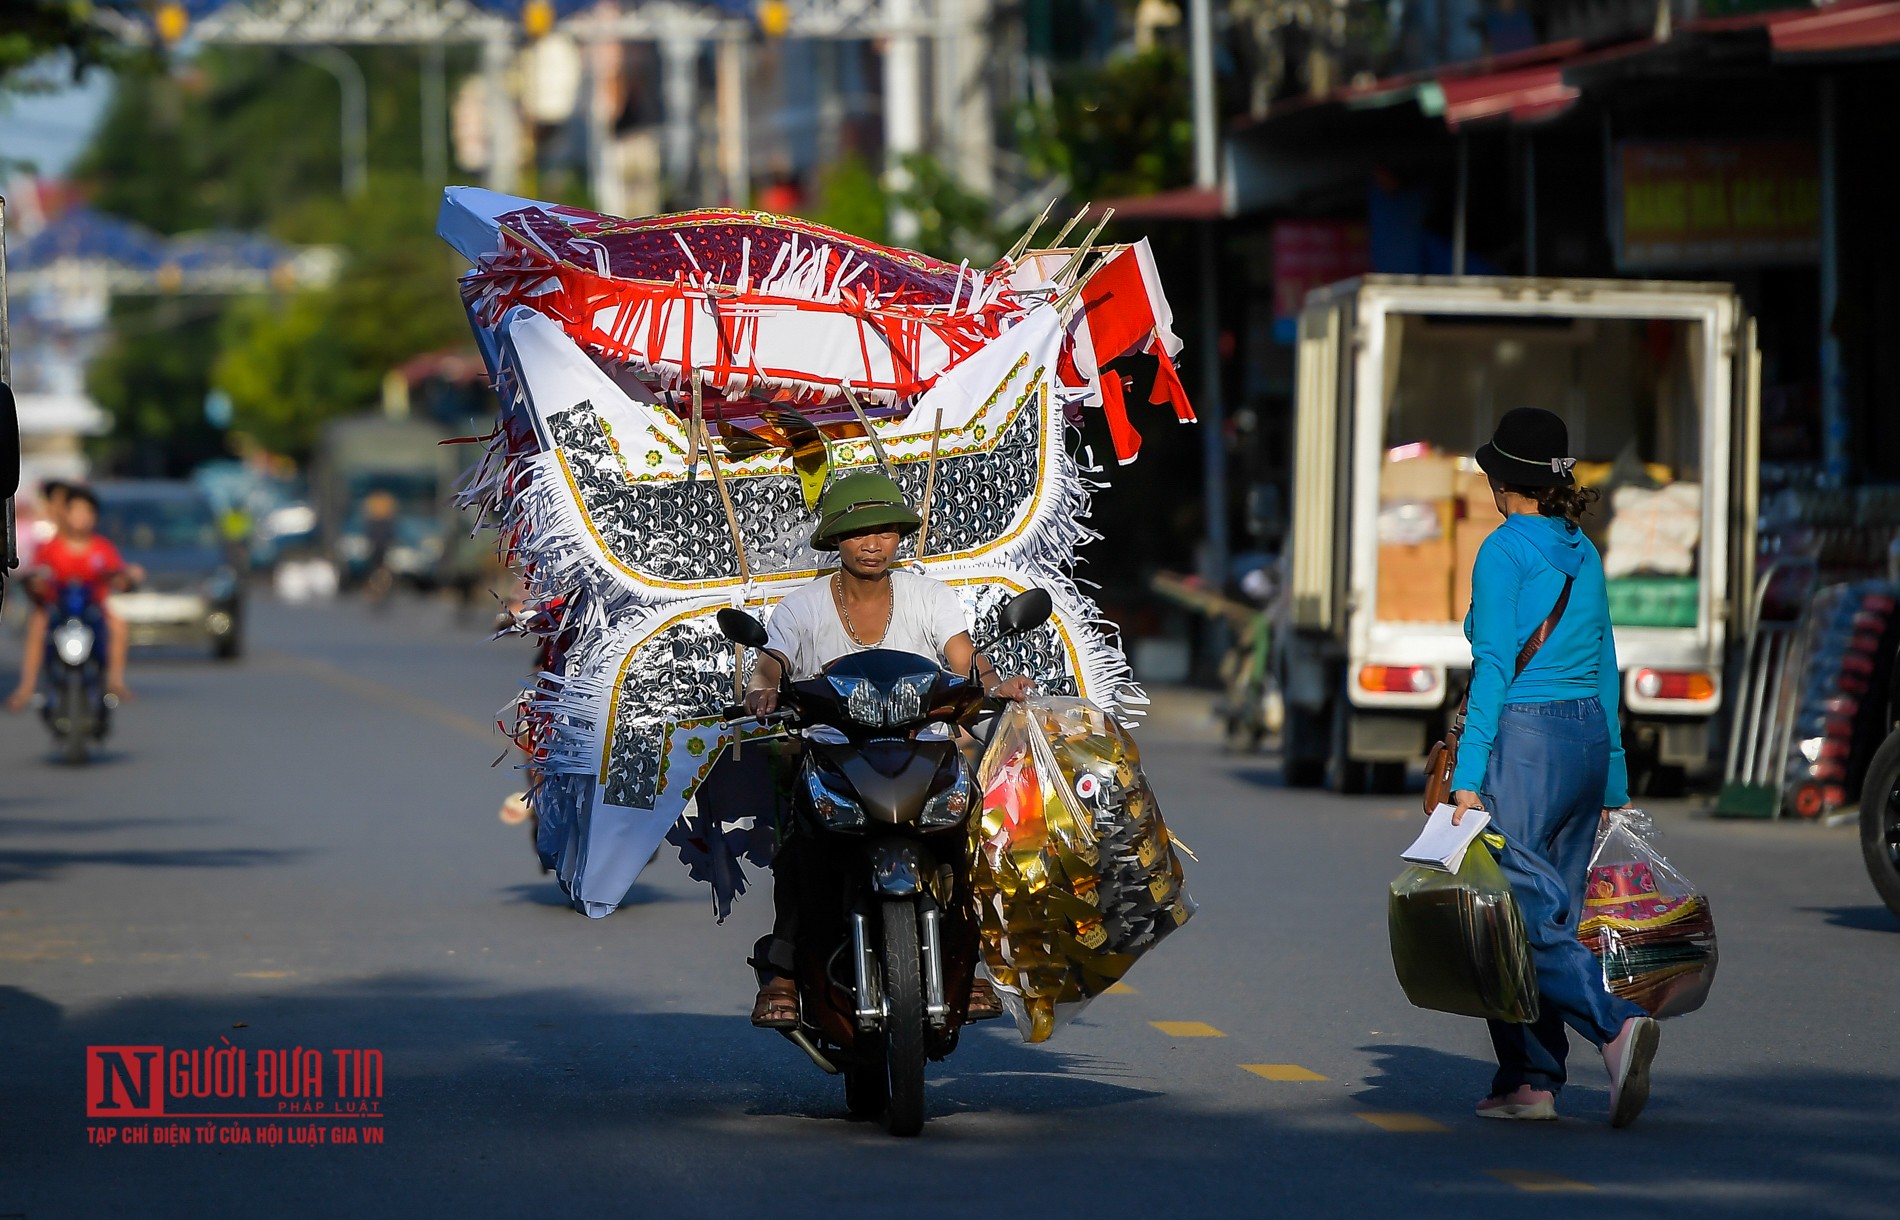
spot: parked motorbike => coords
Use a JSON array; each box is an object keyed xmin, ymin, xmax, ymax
[
  {"xmin": 1859, "ymin": 638, "xmax": 1900, "ymax": 918},
  {"xmin": 715, "ymin": 587, "xmax": 1052, "ymax": 1137},
  {"xmin": 38, "ymin": 581, "xmax": 112, "ymax": 765}
]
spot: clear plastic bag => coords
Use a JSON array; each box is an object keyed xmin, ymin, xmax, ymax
[
  {"xmin": 1578, "ymin": 808, "xmax": 1717, "ymax": 1018},
  {"xmin": 970, "ymin": 697, "xmax": 1195, "ymax": 1042},
  {"xmin": 1389, "ymin": 837, "xmax": 1540, "ymax": 1023}
]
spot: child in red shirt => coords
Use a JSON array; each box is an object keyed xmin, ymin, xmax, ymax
[{"xmin": 7, "ymin": 485, "xmax": 143, "ymax": 710}]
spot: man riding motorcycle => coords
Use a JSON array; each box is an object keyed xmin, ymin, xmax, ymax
[{"xmin": 740, "ymin": 471, "xmax": 1033, "ymax": 1028}]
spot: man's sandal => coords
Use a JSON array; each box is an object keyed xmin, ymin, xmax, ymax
[
  {"xmin": 966, "ymin": 978, "xmax": 1004, "ymax": 1021},
  {"xmin": 751, "ymin": 978, "xmax": 800, "ymax": 1029}
]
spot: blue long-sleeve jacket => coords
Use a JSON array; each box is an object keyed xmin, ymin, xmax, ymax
[{"xmin": 1450, "ymin": 513, "xmax": 1629, "ymax": 807}]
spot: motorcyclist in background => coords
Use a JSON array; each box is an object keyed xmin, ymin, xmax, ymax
[{"xmin": 6, "ymin": 485, "xmax": 143, "ymax": 711}]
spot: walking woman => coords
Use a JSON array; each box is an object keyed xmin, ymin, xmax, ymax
[{"xmin": 1449, "ymin": 407, "xmax": 1660, "ymax": 1128}]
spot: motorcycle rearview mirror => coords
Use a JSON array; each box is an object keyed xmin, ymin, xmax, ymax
[
  {"xmin": 716, "ymin": 607, "xmax": 770, "ymax": 649},
  {"xmin": 997, "ymin": 588, "xmax": 1053, "ymax": 638}
]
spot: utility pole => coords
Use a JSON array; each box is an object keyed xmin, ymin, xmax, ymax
[
  {"xmin": 294, "ymin": 47, "xmax": 369, "ymax": 198},
  {"xmin": 422, "ymin": 39, "xmax": 448, "ymax": 187},
  {"xmin": 716, "ymin": 32, "xmax": 750, "ymax": 206},
  {"xmin": 884, "ymin": 0, "xmax": 924, "ymax": 241},
  {"xmin": 661, "ymin": 36, "xmax": 700, "ymax": 202},
  {"xmin": 1188, "ymin": 0, "xmax": 1228, "ymax": 648},
  {"xmin": 483, "ymin": 26, "xmax": 520, "ymax": 193}
]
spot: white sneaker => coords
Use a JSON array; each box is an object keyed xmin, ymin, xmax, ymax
[
  {"xmin": 1603, "ymin": 1015, "xmax": 1660, "ymax": 1128},
  {"xmin": 1477, "ymin": 1086, "xmax": 1557, "ymax": 1121}
]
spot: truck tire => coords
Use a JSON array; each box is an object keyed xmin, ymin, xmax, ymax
[
  {"xmin": 1858, "ymin": 732, "xmax": 1900, "ymax": 919},
  {"xmin": 1329, "ymin": 698, "xmax": 1369, "ymax": 795},
  {"xmin": 1367, "ymin": 762, "xmax": 1408, "ymax": 795},
  {"xmin": 1283, "ymin": 707, "xmax": 1327, "ymax": 788}
]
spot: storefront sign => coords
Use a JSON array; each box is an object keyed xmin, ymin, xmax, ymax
[
  {"xmin": 1272, "ymin": 220, "xmax": 1370, "ymax": 322},
  {"xmin": 1617, "ymin": 142, "xmax": 1820, "ymax": 269}
]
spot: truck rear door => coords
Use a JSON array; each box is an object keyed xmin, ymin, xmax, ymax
[{"xmin": 1289, "ymin": 293, "xmax": 1349, "ymax": 637}]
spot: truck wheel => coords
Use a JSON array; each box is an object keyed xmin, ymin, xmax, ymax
[
  {"xmin": 1858, "ymin": 733, "xmax": 1900, "ymax": 919},
  {"xmin": 1367, "ymin": 762, "xmax": 1408, "ymax": 795},
  {"xmin": 1329, "ymin": 699, "xmax": 1369, "ymax": 795},
  {"xmin": 1282, "ymin": 708, "xmax": 1327, "ymax": 788}
]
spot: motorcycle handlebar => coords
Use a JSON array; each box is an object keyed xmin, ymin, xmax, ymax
[{"xmin": 722, "ymin": 704, "xmax": 798, "ymax": 726}]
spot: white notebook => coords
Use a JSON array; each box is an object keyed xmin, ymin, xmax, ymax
[{"xmin": 1402, "ymin": 803, "xmax": 1494, "ymax": 873}]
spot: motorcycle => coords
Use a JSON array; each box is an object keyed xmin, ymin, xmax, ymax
[
  {"xmin": 1859, "ymin": 636, "xmax": 1900, "ymax": 918},
  {"xmin": 38, "ymin": 581, "xmax": 112, "ymax": 765},
  {"xmin": 715, "ymin": 587, "xmax": 1052, "ymax": 1137}
]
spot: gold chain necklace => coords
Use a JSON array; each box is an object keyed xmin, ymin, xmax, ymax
[{"xmin": 833, "ymin": 572, "xmax": 893, "ymax": 647}]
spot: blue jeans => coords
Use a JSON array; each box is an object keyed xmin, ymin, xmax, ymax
[{"xmin": 1479, "ymin": 698, "xmax": 1645, "ymax": 1097}]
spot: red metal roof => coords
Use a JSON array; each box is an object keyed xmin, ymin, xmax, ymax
[
  {"xmin": 1769, "ymin": 0, "xmax": 1900, "ymax": 53},
  {"xmin": 1439, "ymin": 64, "xmax": 1583, "ymax": 126},
  {"xmin": 1087, "ymin": 186, "xmax": 1226, "ymax": 223}
]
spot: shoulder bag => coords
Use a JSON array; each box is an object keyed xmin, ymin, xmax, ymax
[{"xmin": 1422, "ymin": 575, "xmax": 1574, "ymax": 814}]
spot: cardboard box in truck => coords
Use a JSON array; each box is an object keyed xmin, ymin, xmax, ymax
[
  {"xmin": 1453, "ymin": 517, "xmax": 1498, "ymax": 617},
  {"xmin": 1378, "ymin": 539, "xmax": 1454, "ymax": 622}
]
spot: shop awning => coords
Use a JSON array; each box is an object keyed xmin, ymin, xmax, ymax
[
  {"xmin": 1087, "ymin": 186, "xmax": 1227, "ymax": 223},
  {"xmin": 1769, "ymin": 0, "xmax": 1900, "ymax": 56},
  {"xmin": 1435, "ymin": 64, "xmax": 1583, "ymax": 126}
]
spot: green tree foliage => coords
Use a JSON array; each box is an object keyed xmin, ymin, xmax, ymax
[
  {"xmin": 892, "ymin": 154, "xmax": 1000, "ymax": 264},
  {"xmin": 803, "ymin": 152, "xmax": 999, "ymax": 263},
  {"xmin": 87, "ymin": 297, "xmax": 229, "ymax": 476},
  {"xmin": 213, "ymin": 175, "xmax": 473, "ymax": 455},
  {"xmin": 1013, "ymin": 46, "xmax": 1194, "ymax": 199},
  {"xmin": 1, "ymin": 2, "xmax": 125, "ymax": 93},
  {"xmin": 805, "ymin": 153, "xmax": 890, "ymax": 246},
  {"xmin": 73, "ymin": 47, "xmax": 478, "ymax": 462}
]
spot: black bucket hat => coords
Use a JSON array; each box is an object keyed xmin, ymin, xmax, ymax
[{"xmin": 1476, "ymin": 407, "xmax": 1576, "ymax": 488}]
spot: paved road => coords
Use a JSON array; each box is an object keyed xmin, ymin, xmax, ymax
[{"xmin": 4, "ymin": 593, "xmax": 1897, "ymax": 1218}]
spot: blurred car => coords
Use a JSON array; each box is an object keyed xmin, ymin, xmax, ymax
[{"xmin": 96, "ymin": 481, "xmax": 243, "ymax": 659}]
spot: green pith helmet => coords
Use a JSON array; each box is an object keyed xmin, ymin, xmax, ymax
[{"xmin": 811, "ymin": 470, "xmax": 922, "ymax": 551}]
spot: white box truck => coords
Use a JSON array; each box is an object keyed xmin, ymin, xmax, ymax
[{"xmin": 1280, "ymin": 275, "xmax": 1760, "ymax": 796}]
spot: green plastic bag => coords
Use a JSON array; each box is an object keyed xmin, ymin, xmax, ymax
[{"xmin": 1388, "ymin": 837, "xmax": 1540, "ymax": 1023}]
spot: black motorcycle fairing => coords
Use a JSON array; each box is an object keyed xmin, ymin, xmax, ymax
[
  {"xmin": 867, "ymin": 840, "xmax": 927, "ymax": 896},
  {"xmin": 807, "ymin": 734, "xmax": 961, "ymax": 826}
]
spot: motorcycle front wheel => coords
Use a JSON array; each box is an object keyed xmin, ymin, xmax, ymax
[
  {"xmin": 880, "ymin": 899, "xmax": 926, "ymax": 1137},
  {"xmin": 1858, "ymin": 732, "xmax": 1900, "ymax": 919},
  {"xmin": 61, "ymin": 671, "xmax": 89, "ymax": 765}
]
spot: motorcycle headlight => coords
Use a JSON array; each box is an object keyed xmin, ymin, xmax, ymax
[
  {"xmin": 920, "ymin": 766, "xmax": 973, "ymax": 829},
  {"xmin": 804, "ymin": 759, "xmax": 867, "ymax": 832},
  {"xmin": 830, "ymin": 674, "xmax": 885, "ymax": 727},
  {"xmin": 51, "ymin": 621, "xmax": 95, "ymax": 666},
  {"xmin": 886, "ymin": 673, "xmax": 933, "ymax": 725}
]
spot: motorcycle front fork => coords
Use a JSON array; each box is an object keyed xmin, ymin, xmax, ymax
[{"xmin": 849, "ymin": 900, "xmax": 949, "ymax": 1032}]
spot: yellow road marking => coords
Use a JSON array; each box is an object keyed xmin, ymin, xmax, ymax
[
  {"xmin": 1106, "ymin": 982, "xmax": 1137, "ymax": 995},
  {"xmin": 1243, "ymin": 1064, "xmax": 1328, "ymax": 1082},
  {"xmin": 1356, "ymin": 1112, "xmax": 1449, "ymax": 1133},
  {"xmin": 262, "ymin": 651, "xmax": 498, "ymax": 743},
  {"xmin": 1150, "ymin": 1021, "xmax": 1225, "ymax": 1038},
  {"xmin": 1486, "ymin": 1170, "xmax": 1596, "ymax": 1193}
]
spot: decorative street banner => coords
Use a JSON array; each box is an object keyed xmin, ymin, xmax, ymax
[{"xmin": 1616, "ymin": 141, "xmax": 1820, "ymax": 269}]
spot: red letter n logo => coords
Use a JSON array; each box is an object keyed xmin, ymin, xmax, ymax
[{"xmin": 87, "ymin": 1046, "xmax": 165, "ymax": 1117}]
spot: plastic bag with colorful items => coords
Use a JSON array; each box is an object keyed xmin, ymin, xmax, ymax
[
  {"xmin": 1578, "ymin": 808, "xmax": 1717, "ymax": 1018},
  {"xmin": 969, "ymin": 696, "xmax": 1195, "ymax": 1042}
]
